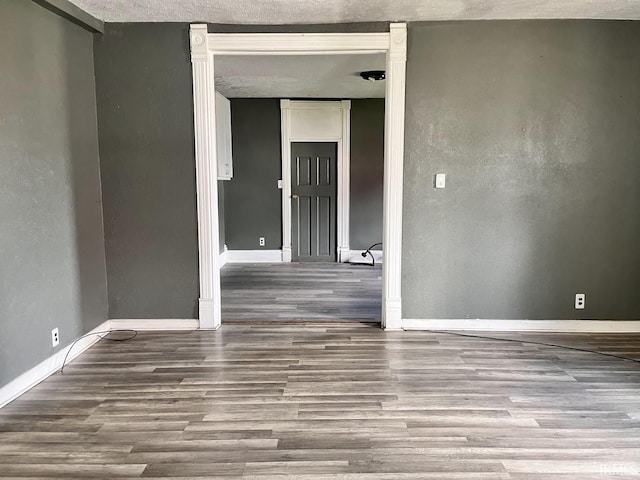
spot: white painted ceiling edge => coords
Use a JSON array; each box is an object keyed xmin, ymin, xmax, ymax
[{"xmin": 67, "ymin": 0, "xmax": 640, "ymax": 23}]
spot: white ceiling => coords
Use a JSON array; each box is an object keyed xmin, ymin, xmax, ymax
[
  {"xmin": 68, "ymin": 0, "xmax": 640, "ymax": 23},
  {"xmin": 214, "ymin": 54, "xmax": 386, "ymax": 99}
]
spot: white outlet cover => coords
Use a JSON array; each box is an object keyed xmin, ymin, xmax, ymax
[
  {"xmin": 51, "ymin": 328, "xmax": 60, "ymax": 347},
  {"xmin": 435, "ymin": 173, "xmax": 446, "ymax": 189},
  {"xmin": 575, "ymin": 294, "xmax": 586, "ymax": 309}
]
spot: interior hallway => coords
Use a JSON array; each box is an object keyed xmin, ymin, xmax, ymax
[{"xmin": 221, "ymin": 262, "xmax": 382, "ymax": 322}]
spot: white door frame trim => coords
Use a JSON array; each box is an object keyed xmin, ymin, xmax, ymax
[
  {"xmin": 280, "ymin": 100, "xmax": 351, "ymax": 263},
  {"xmin": 189, "ymin": 24, "xmax": 407, "ymax": 330}
]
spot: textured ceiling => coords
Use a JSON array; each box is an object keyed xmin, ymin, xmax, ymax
[
  {"xmin": 68, "ymin": 0, "xmax": 640, "ymax": 23},
  {"xmin": 214, "ymin": 54, "xmax": 386, "ymax": 98}
]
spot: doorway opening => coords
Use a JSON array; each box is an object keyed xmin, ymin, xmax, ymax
[
  {"xmin": 189, "ymin": 25, "xmax": 407, "ymax": 329},
  {"xmin": 280, "ymin": 99, "xmax": 352, "ymax": 263},
  {"xmin": 219, "ymin": 96, "xmax": 383, "ymax": 323}
]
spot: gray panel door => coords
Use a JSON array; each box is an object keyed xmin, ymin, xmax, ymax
[{"xmin": 291, "ymin": 142, "xmax": 337, "ymax": 262}]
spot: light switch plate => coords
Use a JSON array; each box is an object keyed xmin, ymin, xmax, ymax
[
  {"xmin": 435, "ymin": 173, "xmax": 446, "ymax": 189},
  {"xmin": 277, "ymin": 180, "xmax": 283, "ymax": 189}
]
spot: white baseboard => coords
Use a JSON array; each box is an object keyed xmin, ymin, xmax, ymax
[
  {"xmin": 225, "ymin": 249, "xmax": 283, "ymax": 263},
  {"xmin": 0, "ymin": 318, "xmax": 200, "ymax": 409},
  {"xmin": 349, "ymin": 249, "xmax": 383, "ymax": 264},
  {"xmin": 383, "ymin": 299, "xmax": 403, "ymax": 331},
  {"xmin": 338, "ymin": 246, "xmax": 351, "ymax": 263},
  {"xmin": 218, "ymin": 249, "xmax": 228, "ymax": 267},
  {"xmin": 0, "ymin": 320, "xmax": 111, "ymax": 409},
  {"xmin": 109, "ymin": 319, "xmax": 200, "ymax": 331},
  {"xmin": 403, "ymin": 319, "xmax": 640, "ymax": 333},
  {"xmin": 223, "ymin": 249, "xmax": 377, "ymax": 264}
]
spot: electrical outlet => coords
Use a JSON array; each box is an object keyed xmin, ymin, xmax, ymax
[
  {"xmin": 575, "ymin": 293, "xmax": 586, "ymax": 309},
  {"xmin": 51, "ymin": 328, "xmax": 59, "ymax": 347},
  {"xmin": 259, "ymin": 237, "xmax": 265, "ymax": 247}
]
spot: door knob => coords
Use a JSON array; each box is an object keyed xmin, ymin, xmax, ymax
[{"xmin": 291, "ymin": 194, "xmax": 298, "ymax": 199}]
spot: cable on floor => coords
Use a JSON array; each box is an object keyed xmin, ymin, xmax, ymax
[
  {"xmin": 425, "ymin": 329, "xmax": 640, "ymax": 365},
  {"xmin": 60, "ymin": 329, "xmax": 138, "ymax": 374},
  {"xmin": 361, "ymin": 242, "xmax": 382, "ymax": 266}
]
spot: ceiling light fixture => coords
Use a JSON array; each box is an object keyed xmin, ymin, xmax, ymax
[{"xmin": 360, "ymin": 70, "xmax": 386, "ymax": 82}]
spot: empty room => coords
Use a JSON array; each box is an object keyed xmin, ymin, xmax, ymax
[{"xmin": 1, "ymin": 0, "xmax": 639, "ymax": 478}]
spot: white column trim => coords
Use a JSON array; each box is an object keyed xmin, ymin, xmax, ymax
[
  {"xmin": 280, "ymin": 100, "xmax": 293, "ymax": 263},
  {"xmin": 339, "ymin": 100, "xmax": 351, "ymax": 263},
  {"xmin": 191, "ymin": 24, "xmax": 407, "ymax": 328},
  {"xmin": 190, "ymin": 24, "xmax": 221, "ymax": 330},
  {"xmin": 382, "ymin": 24, "xmax": 407, "ymax": 330}
]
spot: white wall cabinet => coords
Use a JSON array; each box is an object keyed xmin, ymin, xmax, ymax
[{"xmin": 215, "ymin": 92, "xmax": 233, "ymax": 180}]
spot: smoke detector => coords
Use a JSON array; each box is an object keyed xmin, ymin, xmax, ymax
[{"xmin": 360, "ymin": 70, "xmax": 386, "ymax": 82}]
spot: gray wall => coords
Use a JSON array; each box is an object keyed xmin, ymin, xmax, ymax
[
  {"xmin": 350, "ymin": 99, "xmax": 385, "ymax": 250},
  {"xmin": 224, "ymin": 99, "xmax": 283, "ymax": 250},
  {"xmin": 0, "ymin": 0, "xmax": 108, "ymax": 387},
  {"xmin": 403, "ymin": 20, "xmax": 640, "ymax": 320},
  {"xmin": 94, "ymin": 23, "xmax": 200, "ymax": 319}
]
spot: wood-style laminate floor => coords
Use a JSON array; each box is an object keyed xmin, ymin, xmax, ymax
[
  {"xmin": 221, "ymin": 263, "xmax": 382, "ymax": 322},
  {"xmin": 2, "ymin": 324, "xmax": 640, "ymax": 479}
]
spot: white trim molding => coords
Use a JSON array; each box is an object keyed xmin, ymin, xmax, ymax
[
  {"xmin": 280, "ymin": 100, "xmax": 351, "ymax": 263},
  {"xmin": 0, "ymin": 319, "xmax": 200, "ymax": 409},
  {"xmin": 224, "ymin": 250, "xmax": 283, "ymax": 263},
  {"xmin": 207, "ymin": 33, "xmax": 390, "ymax": 55},
  {"xmin": 403, "ymin": 319, "xmax": 640, "ymax": 333},
  {"xmin": 382, "ymin": 24, "xmax": 407, "ymax": 330},
  {"xmin": 190, "ymin": 24, "xmax": 221, "ymax": 330},
  {"xmin": 109, "ymin": 319, "xmax": 200, "ymax": 331},
  {"xmin": 0, "ymin": 320, "xmax": 110, "ymax": 408},
  {"xmin": 280, "ymin": 103, "xmax": 293, "ymax": 263},
  {"xmin": 218, "ymin": 248, "xmax": 228, "ymax": 268},
  {"xmin": 339, "ymin": 100, "xmax": 351, "ymax": 263},
  {"xmin": 191, "ymin": 24, "xmax": 407, "ymax": 329}
]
